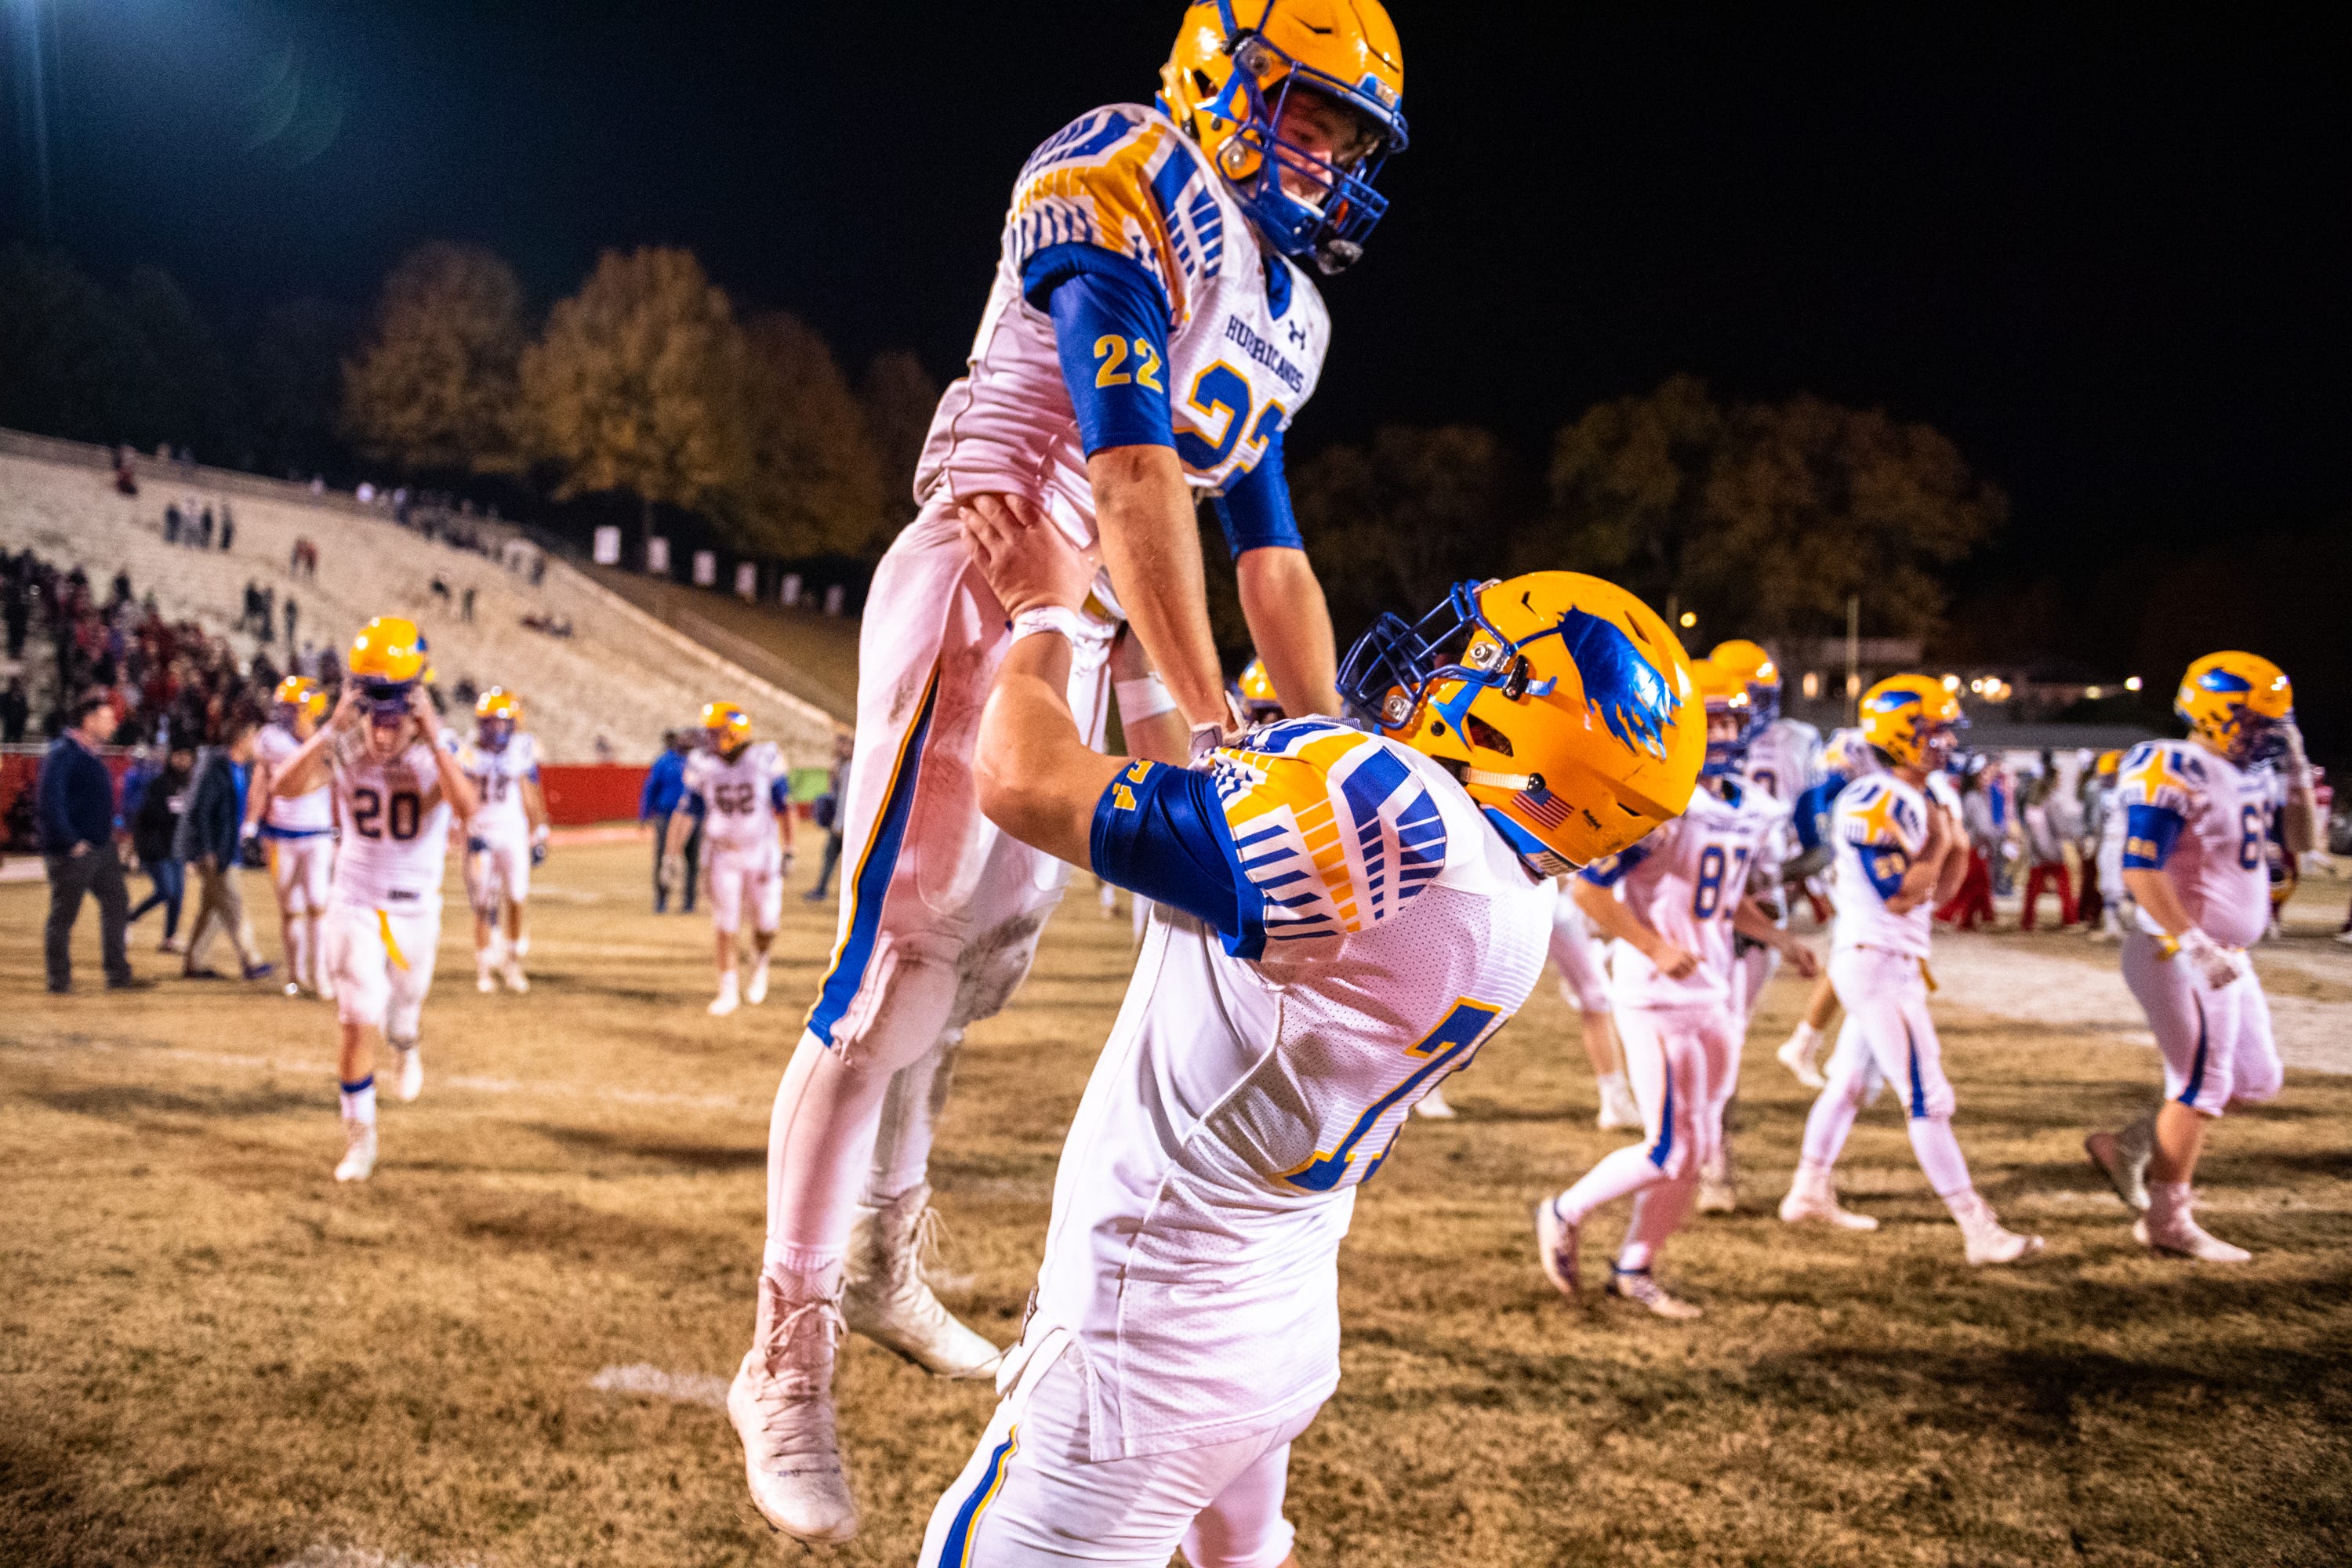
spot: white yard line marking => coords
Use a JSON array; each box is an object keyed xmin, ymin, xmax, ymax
[{"xmin": 588, "ymin": 1363, "xmax": 729, "ymax": 1410}]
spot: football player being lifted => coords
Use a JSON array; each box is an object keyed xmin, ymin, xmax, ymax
[
  {"xmin": 666, "ymin": 703, "xmax": 796, "ymax": 1018},
  {"xmin": 730, "ymin": 1, "xmax": 1406, "ymax": 1541},
  {"xmin": 926, "ymin": 500, "xmax": 1699, "ymax": 1565},
  {"xmin": 460, "ymin": 688, "xmax": 549, "ymax": 995},
  {"xmin": 2084, "ymin": 653, "xmax": 2318, "ymax": 1261},
  {"xmin": 272, "ymin": 619, "xmax": 477, "ymax": 1183},
  {"xmin": 245, "ymin": 675, "xmax": 337, "ymax": 999}
]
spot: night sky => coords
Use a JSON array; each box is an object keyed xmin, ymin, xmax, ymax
[{"xmin": 11, "ymin": 2, "xmax": 2350, "ymax": 579}]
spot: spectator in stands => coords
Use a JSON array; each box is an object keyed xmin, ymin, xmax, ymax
[
  {"xmin": 40, "ymin": 692, "xmax": 140, "ymax": 993},
  {"xmin": 462, "ymin": 586, "xmax": 476, "ymax": 624},
  {"xmin": 805, "ymin": 730, "xmax": 854, "ymax": 901},
  {"xmin": 2, "ymin": 676, "xmax": 27, "ymax": 743},
  {"xmin": 199, "ymin": 506, "xmax": 215, "ymax": 549},
  {"xmin": 640, "ymin": 731, "xmax": 698, "ymax": 914},
  {"xmin": 284, "ymin": 596, "xmax": 299, "ymax": 647},
  {"xmin": 177, "ymin": 712, "xmax": 273, "ymax": 982},
  {"xmin": 126, "ymin": 742, "xmax": 194, "ymax": 953},
  {"xmin": 220, "ymin": 504, "xmax": 234, "ymax": 551},
  {"xmin": 164, "ymin": 503, "xmax": 183, "ymax": 546}
]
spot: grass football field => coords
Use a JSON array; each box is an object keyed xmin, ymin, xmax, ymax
[{"xmin": 3, "ymin": 839, "xmax": 2348, "ymax": 1566}]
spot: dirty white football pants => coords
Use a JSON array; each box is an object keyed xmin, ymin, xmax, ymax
[{"xmin": 763, "ymin": 498, "xmax": 1113, "ymax": 1276}]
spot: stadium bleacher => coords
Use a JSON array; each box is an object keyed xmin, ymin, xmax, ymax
[{"xmin": 0, "ymin": 436, "xmax": 838, "ymax": 766}]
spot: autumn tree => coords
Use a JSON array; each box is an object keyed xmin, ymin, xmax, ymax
[
  {"xmin": 1537, "ymin": 376, "xmax": 2003, "ymax": 643},
  {"xmin": 730, "ymin": 312, "xmax": 889, "ymax": 558},
  {"xmin": 858, "ymin": 350, "xmax": 940, "ymax": 534},
  {"xmin": 342, "ymin": 241, "xmax": 527, "ymax": 474},
  {"xmin": 515, "ymin": 246, "xmax": 753, "ymax": 528}
]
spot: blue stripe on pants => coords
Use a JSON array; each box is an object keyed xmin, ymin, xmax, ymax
[
  {"xmin": 2179, "ymin": 993, "xmax": 2209, "ymax": 1105},
  {"xmin": 936, "ymin": 1425, "xmax": 1019, "ymax": 1566}
]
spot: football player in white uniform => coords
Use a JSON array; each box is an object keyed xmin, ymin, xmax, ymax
[
  {"xmin": 1777, "ymin": 676, "xmax": 2041, "ymax": 1265},
  {"xmin": 906, "ymin": 509, "xmax": 1700, "ymax": 1564},
  {"xmin": 731, "ymin": 2, "xmax": 1410, "ymax": 1541},
  {"xmin": 1536, "ymin": 660, "xmax": 1816, "ymax": 1318},
  {"xmin": 2082, "ymin": 652, "xmax": 2317, "ymax": 1259},
  {"xmin": 666, "ymin": 702, "xmax": 795, "ymax": 1018},
  {"xmin": 460, "ymin": 688, "xmax": 548, "ymax": 995},
  {"xmin": 1774, "ymin": 725, "xmax": 1881, "ymax": 1085},
  {"xmin": 245, "ymin": 675, "xmax": 336, "ymax": 999},
  {"xmin": 272, "ymin": 618, "xmax": 476, "ymax": 1183}
]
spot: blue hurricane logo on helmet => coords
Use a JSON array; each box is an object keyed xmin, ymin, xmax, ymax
[
  {"xmin": 1866, "ymin": 688, "xmax": 1923, "ymax": 714},
  {"xmin": 2197, "ymin": 668, "xmax": 2253, "ymax": 695},
  {"xmin": 1558, "ymin": 606, "xmax": 1678, "ymax": 758}
]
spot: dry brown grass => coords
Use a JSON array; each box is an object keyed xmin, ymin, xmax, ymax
[{"xmin": 3, "ymin": 844, "xmax": 2348, "ymax": 1566}]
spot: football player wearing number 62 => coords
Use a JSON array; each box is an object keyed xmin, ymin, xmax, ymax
[
  {"xmin": 730, "ymin": 1, "xmax": 1411, "ymax": 1544},
  {"xmin": 272, "ymin": 617, "xmax": 477, "ymax": 1184},
  {"xmin": 919, "ymin": 501, "xmax": 1700, "ymax": 1564},
  {"xmin": 665, "ymin": 702, "xmax": 796, "ymax": 1018}
]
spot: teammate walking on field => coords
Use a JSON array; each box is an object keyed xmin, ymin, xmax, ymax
[
  {"xmin": 921, "ymin": 503, "xmax": 1699, "ymax": 1564},
  {"xmin": 460, "ymin": 688, "xmax": 549, "ymax": 995},
  {"xmin": 665, "ymin": 702, "xmax": 795, "ymax": 1018},
  {"xmin": 1536, "ymin": 661, "xmax": 1815, "ymax": 1319},
  {"xmin": 246, "ymin": 675, "xmax": 336, "ymax": 999},
  {"xmin": 1777, "ymin": 676, "xmax": 2042, "ymax": 1265},
  {"xmin": 2084, "ymin": 652, "xmax": 2318, "ymax": 1261},
  {"xmin": 732, "ymin": 0, "xmax": 1403, "ymax": 1541},
  {"xmin": 1775, "ymin": 726, "xmax": 1880, "ymax": 1087},
  {"xmin": 272, "ymin": 618, "xmax": 476, "ymax": 1184}
]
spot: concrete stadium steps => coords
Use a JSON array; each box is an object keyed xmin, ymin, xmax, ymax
[{"xmin": 0, "ymin": 443, "xmax": 837, "ymax": 765}]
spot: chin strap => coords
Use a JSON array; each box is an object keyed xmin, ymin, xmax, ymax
[{"xmin": 1463, "ymin": 767, "xmax": 1534, "ymax": 793}]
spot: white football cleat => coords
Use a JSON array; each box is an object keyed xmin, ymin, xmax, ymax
[
  {"xmin": 1595, "ymin": 1075, "xmax": 1643, "ymax": 1131},
  {"xmin": 334, "ymin": 1120, "xmax": 377, "ymax": 1182},
  {"xmin": 502, "ymin": 958, "xmax": 529, "ymax": 993},
  {"xmin": 730, "ymin": 1279, "xmax": 858, "ymax": 1543},
  {"xmin": 1778, "ymin": 1168, "xmax": 1880, "ymax": 1232},
  {"xmin": 709, "ymin": 975, "xmax": 741, "ymax": 1018},
  {"xmin": 1607, "ymin": 1266, "xmax": 1703, "ymax": 1320},
  {"xmin": 746, "ymin": 956, "xmax": 771, "ymax": 1006},
  {"xmin": 1952, "ymin": 1191, "xmax": 2043, "ymax": 1266},
  {"xmin": 477, "ymin": 960, "xmax": 496, "ymax": 994},
  {"xmin": 1534, "ymin": 1197, "xmax": 1581, "ymax": 1300},
  {"xmin": 1696, "ymin": 1177, "xmax": 1738, "ymax": 1215},
  {"xmin": 1413, "ymin": 1083, "xmax": 1456, "ymax": 1119},
  {"xmin": 2085, "ymin": 1125, "xmax": 2153, "ymax": 1213},
  {"xmin": 394, "ymin": 1042, "xmax": 424, "ymax": 1103},
  {"xmin": 1776, "ymin": 1024, "xmax": 1828, "ymax": 1089},
  {"xmin": 842, "ymin": 1185, "xmax": 1001, "ymax": 1380},
  {"xmin": 2133, "ymin": 1214, "xmax": 2251, "ymax": 1263}
]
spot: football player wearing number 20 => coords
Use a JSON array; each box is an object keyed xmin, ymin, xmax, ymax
[
  {"xmin": 731, "ymin": 0, "xmax": 1407, "ymax": 1544},
  {"xmin": 272, "ymin": 618, "xmax": 477, "ymax": 1185},
  {"xmin": 927, "ymin": 499, "xmax": 1699, "ymax": 1566}
]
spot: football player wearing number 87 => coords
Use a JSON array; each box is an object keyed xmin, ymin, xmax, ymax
[
  {"xmin": 729, "ymin": 1, "xmax": 1410, "ymax": 1544},
  {"xmin": 922, "ymin": 503, "xmax": 1701, "ymax": 1564},
  {"xmin": 271, "ymin": 617, "xmax": 477, "ymax": 1183},
  {"xmin": 2082, "ymin": 652, "xmax": 2319, "ymax": 1261}
]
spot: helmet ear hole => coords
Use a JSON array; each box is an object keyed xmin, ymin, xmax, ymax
[{"xmin": 1465, "ymin": 715, "xmax": 1513, "ymax": 756}]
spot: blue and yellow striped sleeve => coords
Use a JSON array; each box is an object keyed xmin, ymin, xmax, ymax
[{"xmin": 1089, "ymin": 759, "xmax": 1265, "ymax": 956}]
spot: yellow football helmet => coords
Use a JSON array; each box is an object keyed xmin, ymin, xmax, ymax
[
  {"xmin": 271, "ymin": 675, "xmax": 326, "ymax": 730},
  {"xmin": 1339, "ymin": 572, "xmax": 1703, "ymax": 870},
  {"xmin": 702, "ymin": 701, "xmax": 753, "ymax": 753},
  {"xmin": 1858, "ymin": 674, "xmax": 1966, "ymax": 770},
  {"xmin": 2176, "ymin": 651, "xmax": 2294, "ymax": 764},
  {"xmin": 1235, "ymin": 657, "xmax": 1283, "ymax": 724},
  {"xmin": 2096, "ymin": 749, "xmax": 2122, "ymax": 778},
  {"xmin": 1708, "ymin": 638, "xmax": 1780, "ymax": 735},
  {"xmin": 348, "ymin": 616, "xmax": 430, "ymax": 710},
  {"xmin": 1691, "ymin": 658, "xmax": 1752, "ymax": 780},
  {"xmin": 1159, "ymin": 0, "xmax": 1407, "ymax": 273},
  {"xmin": 476, "ymin": 687, "xmax": 522, "ymax": 751}
]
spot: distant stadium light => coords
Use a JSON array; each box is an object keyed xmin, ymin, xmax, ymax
[
  {"xmin": 1969, "ymin": 678, "xmax": 1984, "ymax": 694},
  {"xmin": 2125, "ymin": 676, "xmax": 2143, "ymax": 691},
  {"xmin": 2085, "ymin": 684, "xmax": 2103, "ymax": 700},
  {"xmin": 1941, "ymin": 673, "xmax": 1960, "ymax": 691},
  {"xmin": 1679, "ymin": 611, "xmax": 1697, "ymax": 629},
  {"xmin": 1802, "ymin": 671, "xmax": 1820, "ymax": 699}
]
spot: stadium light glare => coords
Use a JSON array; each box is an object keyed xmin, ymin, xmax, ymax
[
  {"xmin": 1679, "ymin": 611, "xmax": 1697, "ymax": 629},
  {"xmin": 2085, "ymin": 684, "xmax": 2103, "ymax": 700},
  {"xmin": 2125, "ymin": 676, "xmax": 2143, "ymax": 691},
  {"xmin": 1802, "ymin": 671, "xmax": 1820, "ymax": 699},
  {"xmin": 1941, "ymin": 673, "xmax": 1960, "ymax": 691}
]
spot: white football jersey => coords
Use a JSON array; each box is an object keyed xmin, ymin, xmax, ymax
[
  {"xmin": 1581, "ymin": 782, "xmax": 1785, "ymax": 1011},
  {"xmin": 1040, "ymin": 717, "xmax": 1552, "ymax": 1457},
  {"xmin": 1831, "ymin": 771, "xmax": 1936, "ymax": 958},
  {"xmin": 462, "ymin": 731, "xmax": 539, "ymax": 844},
  {"xmin": 913, "ymin": 103, "xmax": 1330, "ymax": 548},
  {"xmin": 2116, "ymin": 739, "xmax": 2274, "ymax": 947},
  {"xmin": 1743, "ymin": 717, "xmax": 1820, "ymax": 809},
  {"xmin": 328, "ymin": 730, "xmax": 457, "ymax": 909},
  {"xmin": 252, "ymin": 722, "xmax": 333, "ymax": 833},
  {"xmin": 683, "ymin": 740, "xmax": 789, "ymax": 855}
]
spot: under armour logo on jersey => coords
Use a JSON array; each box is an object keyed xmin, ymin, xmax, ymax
[
  {"xmin": 1556, "ymin": 606, "xmax": 1679, "ymax": 758},
  {"xmin": 1287, "ymin": 319, "xmax": 1310, "ymax": 349}
]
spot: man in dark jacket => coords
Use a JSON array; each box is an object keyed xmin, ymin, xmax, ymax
[
  {"xmin": 179, "ymin": 713, "xmax": 274, "ymax": 981},
  {"xmin": 40, "ymin": 694, "xmax": 137, "ymax": 992},
  {"xmin": 639, "ymin": 731, "xmax": 699, "ymax": 913}
]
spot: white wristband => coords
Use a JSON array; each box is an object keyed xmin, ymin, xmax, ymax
[
  {"xmin": 1009, "ymin": 605, "xmax": 1108, "ymax": 651},
  {"xmin": 1113, "ymin": 673, "xmax": 1176, "ymax": 723}
]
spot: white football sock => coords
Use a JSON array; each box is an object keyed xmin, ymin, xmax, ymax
[
  {"xmin": 1908, "ymin": 1115, "xmax": 1974, "ymax": 1197},
  {"xmin": 339, "ymin": 1075, "xmax": 377, "ymax": 1125}
]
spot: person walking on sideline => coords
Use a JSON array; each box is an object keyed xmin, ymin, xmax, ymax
[
  {"xmin": 804, "ymin": 731, "xmax": 854, "ymax": 902},
  {"xmin": 179, "ymin": 714, "xmax": 274, "ymax": 982},
  {"xmin": 640, "ymin": 731, "xmax": 698, "ymax": 913},
  {"xmin": 41, "ymin": 693, "xmax": 139, "ymax": 992},
  {"xmin": 127, "ymin": 742, "xmax": 196, "ymax": 953}
]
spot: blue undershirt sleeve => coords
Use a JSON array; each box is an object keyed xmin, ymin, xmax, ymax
[
  {"xmin": 1577, "ymin": 842, "xmax": 1649, "ymax": 887},
  {"xmin": 1025, "ymin": 244, "xmax": 1174, "ymax": 456},
  {"xmin": 1088, "ymin": 759, "xmax": 1265, "ymax": 951},
  {"xmin": 769, "ymin": 777, "xmax": 792, "ymax": 813},
  {"xmin": 1209, "ymin": 430, "xmax": 1303, "ymax": 557},
  {"xmin": 2123, "ymin": 804, "xmax": 2185, "ymax": 869}
]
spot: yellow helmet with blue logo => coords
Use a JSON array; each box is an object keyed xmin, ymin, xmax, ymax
[
  {"xmin": 348, "ymin": 616, "xmax": 430, "ymax": 712},
  {"xmin": 2176, "ymin": 651, "xmax": 2294, "ymax": 764},
  {"xmin": 1235, "ymin": 657, "xmax": 1283, "ymax": 723},
  {"xmin": 1708, "ymin": 638, "xmax": 1780, "ymax": 735},
  {"xmin": 1340, "ymin": 572, "xmax": 1703, "ymax": 871},
  {"xmin": 1159, "ymin": 0, "xmax": 1407, "ymax": 274},
  {"xmin": 701, "ymin": 701, "xmax": 753, "ymax": 753},
  {"xmin": 475, "ymin": 687, "xmax": 522, "ymax": 750},
  {"xmin": 271, "ymin": 675, "xmax": 326, "ymax": 728},
  {"xmin": 1859, "ymin": 674, "xmax": 1965, "ymax": 769}
]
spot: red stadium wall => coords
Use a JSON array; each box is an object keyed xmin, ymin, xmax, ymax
[{"xmin": 539, "ymin": 764, "xmax": 650, "ymax": 826}]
